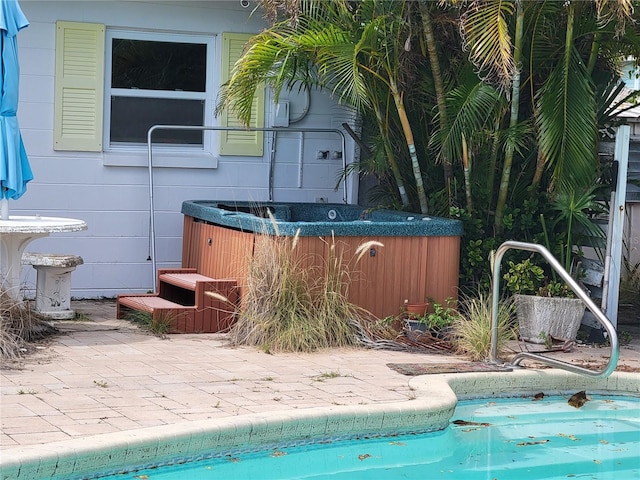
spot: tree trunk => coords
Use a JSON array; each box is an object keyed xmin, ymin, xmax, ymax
[
  {"xmin": 462, "ymin": 133, "xmax": 473, "ymax": 213},
  {"xmin": 494, "ymin": 0, "xmax": 524, "ymax": 232},
  {"xmin": 390, "ymin": 80, "xmax": 429, "ymax": 214},
  {"xmin": 419, "ymin": 3, "xmax": 453, "ymax": 206},
  {"xmin": 373, "ymin": 104, "xmax": 411, "ymax": 208}
]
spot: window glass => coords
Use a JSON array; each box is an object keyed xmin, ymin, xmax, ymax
[
  {"xmin": 110, "ymin": 97, "xmax": 204, "ymax": 144},
  {"xmin": 106, "ymin": 31, "xmax": 211, "ymax": 149},
  {"xmin": 111, "ymin": 39, "xmax": 206, "ymax": 92}
]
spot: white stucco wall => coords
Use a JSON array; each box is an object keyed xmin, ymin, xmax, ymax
[{"xmin": 14, "ymin": 1, "xmax": 358, "ymax": 298}]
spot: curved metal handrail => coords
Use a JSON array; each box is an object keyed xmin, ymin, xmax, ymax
[
  {"xmin": 146, "ymin": 125, "xmax": 349, "ymax": 290},
  {"xmin": 490, "ymin": 240, "xmax": 619, "ymax": 378}
]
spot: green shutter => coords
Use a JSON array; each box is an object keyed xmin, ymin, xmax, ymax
[
  {"xmin": 219, "ymin": 32, "xmax": 264, "ymax": 156},
  {"xmin": 54, "ymin": 21, "xmax": 105, "ymax": 152}
]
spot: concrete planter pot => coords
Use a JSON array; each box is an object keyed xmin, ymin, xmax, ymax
[{"xmin": 514, "ymin": 294, "xmax": 585, "ymax": 344}]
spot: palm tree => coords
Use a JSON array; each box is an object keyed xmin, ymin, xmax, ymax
[
  {"xmin": 217, "ymin": 0, "xmax": 431, "ymax": 213},
  {"xmin": 458, "ymin": 0, "xmax": 639, "ymax": 232}
]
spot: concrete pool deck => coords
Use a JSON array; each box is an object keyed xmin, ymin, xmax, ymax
[{"xmin": 1, "ymin": 300, "xmax": 638, "ymax": 457}]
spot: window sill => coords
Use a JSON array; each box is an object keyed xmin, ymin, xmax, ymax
[{"xmin": 103, "ymin": 149, "xmax": 219, "ymax": 169}]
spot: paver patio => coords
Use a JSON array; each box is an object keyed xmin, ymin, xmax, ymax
[{"xmin": 1, "ymin": 300, "xmax": 638, "ymax": 449}]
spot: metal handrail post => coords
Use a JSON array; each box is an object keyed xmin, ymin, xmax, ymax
[
  {"xmin": 146, "ymin": 124, "xmax": 350, "ymax": 289},
  {"xmin": 490, "ymin": 240, "xmax": 619, "ymax": 378}
]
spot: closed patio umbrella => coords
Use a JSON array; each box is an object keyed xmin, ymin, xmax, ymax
[{"xmin": 0, "ymin": 0, "xmax": 32, "ymax": 220}]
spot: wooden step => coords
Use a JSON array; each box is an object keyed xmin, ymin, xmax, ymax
[
  {"xmin": 158, "ymin": 272, "xmax": 238, "ymax": 312},
  {"xmin": 158, "ymin": 272, "xmax": 218, "ymax": 291},
  {"xmin": 116, "ymin": 288, "xmax": 237, "ymax": 333},
  {"xmin": 117, "ymin": 294, "xmax": 190, "ymax": 313},
  {"xmin": 155, "ymin": 268, "xmax": 196, "ymax": 290},
  {"xmin": 117, "ymin": 268, "xmax": 239, "ymax": 334},
  {"xmin": 116, "ymin": 294, "xmax": 197, "ymax": 334}
]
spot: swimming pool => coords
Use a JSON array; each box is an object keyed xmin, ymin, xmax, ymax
[
  {"xmin": 2, "ymin": 370, "xmax": 638, "ymax": 479},
  {"xmin": 95, "ymin": 394, "xmax": 640, "ymax": 479}
]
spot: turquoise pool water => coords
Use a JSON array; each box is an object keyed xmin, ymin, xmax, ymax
[{"xmin": 96, "ymin": 394, "xmax": 639, "ymax": 479}]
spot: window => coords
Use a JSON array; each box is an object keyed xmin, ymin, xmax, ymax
[
  {"xmin": 54, "ymin": 23, "xmax": 264, "ymax": 160},
  {"xmin": 104, "ymin": 30, "xmax": 214, "ymax": 150}
]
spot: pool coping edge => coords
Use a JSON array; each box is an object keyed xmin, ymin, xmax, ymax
[{"xmin": 2, "ymin": 369, "xmax": 638, "ymax": 480}]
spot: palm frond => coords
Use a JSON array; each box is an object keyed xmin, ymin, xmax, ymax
[
  {"xmin": 216, "ymin": 27, "xmax": 311, "ymax": 124},
  {"xmin": 294, "ymin": 20, "xmax": 370, "ymax": 109},
  {"xmin": 431, "ymin": 80, "xmax": 505, "ymax": 166},
  {"xmin": 551, "ymin": 185, "xmax": 607, "ymax": 269},
  {"xmin": 595, "ymin": 72, "xmax": 639, "ymax": 138},
  {"xmin": 460, "ymin": 0, "xmax": 516, "ymax": 89},
  {"xmin": 526, "ymin": 1, "xmax": 564, "ymax": 78},
  {"xmin": 535, "ymin": 49, "xmax": 598, "ymax": 192},
  {"xmin": 594, "ymin": 0, "xmax": 635, "ymax": 37}
]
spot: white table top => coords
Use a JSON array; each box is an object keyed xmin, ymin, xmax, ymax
[{"xmin": 0, "ymin": 216, "xmax": 87, "ymax": 234}]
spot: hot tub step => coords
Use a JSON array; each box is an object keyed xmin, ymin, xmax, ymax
[
  {"xmin": 116, "ymin": 270, "xmax": 239, "ymax": 334},
  {"xmin": 117, "ymin": 293, "xmax": 237, "ymax": 334},
  {"xmin": 158, "ymin": 272, "xmax": 222, "ymax": 291},
  {"xmin": 116, "ymin": 295, "xmax": 196, "ymax": 333}
]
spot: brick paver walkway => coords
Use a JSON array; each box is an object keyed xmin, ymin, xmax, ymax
[{"xmin": 1, "ymin": 300, "xmax": 638, "ymax": 449}]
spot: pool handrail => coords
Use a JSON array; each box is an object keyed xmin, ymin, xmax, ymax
[{"xmin": 490, "ymin": 240, "xmax": 619, "ymax": 378}]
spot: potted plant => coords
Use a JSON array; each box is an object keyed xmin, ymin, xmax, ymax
[
  {"xmin": 403, "ymin": 299, "xmax": 430, "ymax": 320},
  {"xmin": 402, "ymin": 298, "xmax": 458, "ymax": 337},
  {"xmin": 402, "ymin": 303, "xmax": 429, "ymax": 333},
  {"xmin": 502, "ymin": 184, "xmax": 607, "ymax": 344},
  {"xmin": 423, "ymin": 298, "xmax": 459, "ymax": 339},
  {"xmin": 503, "ymin": 258, "xmax": 585, "ymax": 344}
]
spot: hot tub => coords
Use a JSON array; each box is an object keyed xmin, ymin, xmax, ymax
[{"xmin": 181, "ymin": 201, "xmax": 463, "ymax": 319}]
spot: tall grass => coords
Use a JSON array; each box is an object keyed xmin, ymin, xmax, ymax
[
  {"xmin": 450, "ymin": 290, "xmax": 516, "ymax": 361},
  {"xmin": 230, "ymin": 230, "xmax": 316, "ymax": 351},
  {"xmin": 0, "ymin": 290, "xmax": 55, "ymax": 360},
  {"xmin": 124, "ymin": 310, "xmax": 175, "ymax": 335},
  {"xmin": 229, "ymin": 221, "xmax": 382, "ymax": 352},
  {"xmin": 314, "ymin": 234, "xmax": 379, "ymax": 348}
]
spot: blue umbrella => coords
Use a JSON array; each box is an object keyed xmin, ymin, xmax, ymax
[{"xmin": 0, "ymin": 0, "xmax": 32, "ymax": 218}]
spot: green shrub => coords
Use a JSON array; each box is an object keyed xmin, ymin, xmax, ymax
[
  {"xmin": 503, "ymin": 259, "xmax": 575, "ymax": 298},
  {"xmin": 503, "ymin": 259, "xmax": 545, "ymax": 296},
  {"xmin": 423, "ymin": 297, "xmax": 459, "ymax": 331}
]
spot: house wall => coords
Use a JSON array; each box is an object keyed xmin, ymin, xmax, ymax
[
  {"xmin": 625, "ymin": 140, "xmax": 640, "ymax": 275},
  {"xmin": 15, "ymin": 1, "xmax": 358, "ymax": 298},
  {"xmin": 625, "ymin": 204, "xmax": 640, "ymax": 274}
]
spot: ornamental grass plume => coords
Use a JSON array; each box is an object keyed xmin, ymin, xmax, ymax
[
  {"xmin": 450, "ymin": 289, "xmax": 516, "ymax": 361},
  {"xmin": 229, "ymin": 215, "xmax": 383, "ymax": 352}
]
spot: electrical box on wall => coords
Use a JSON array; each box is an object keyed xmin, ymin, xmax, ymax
[{"xmin": 272, "ymin": 101, "xmax": 290, "ymax": 127}]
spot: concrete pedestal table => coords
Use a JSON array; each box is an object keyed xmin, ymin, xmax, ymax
[{"xmin": 0, "ymin": 216, "xmax": 88, "ymax": 300}]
